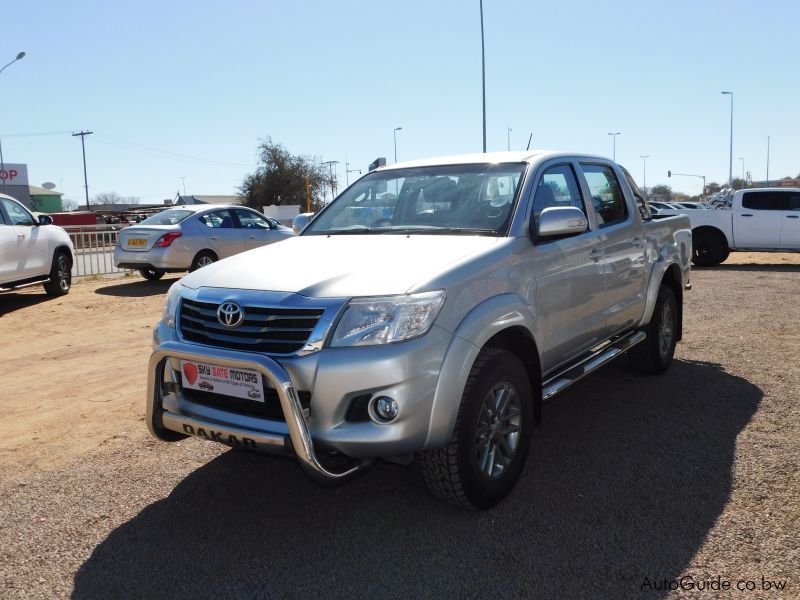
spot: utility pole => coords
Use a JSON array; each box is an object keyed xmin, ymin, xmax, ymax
[
  {"xmin": 721, "ymin": 91, "xmax": 733, "ymax": 187},
  {"xmin": 321, "ymin": 160, "xmax": 339, "ymax": 202},
  {"xmin": 72, "ymin": 130, "xmax": 93, "ymax": 211},
  {"xmin": 507, "ymin": 127, "xmax": 512, "ymax": 151},
  {"xmin": 180, "ymin": 176, "xmax": 187, "ymax": 196}
]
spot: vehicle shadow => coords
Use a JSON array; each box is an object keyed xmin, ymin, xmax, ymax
[
  {"xmin": 0, "ymin": 291, "xmax": 53, "ymax": 317},
  {"xmin": 72, "ymin": 359, "xmax": 760, "ymax": 599},
  {"xmin": 93, "ymin": 276, "xmax": 179, "ymax": 298},
  {"xmin": 699, "ymin": 262, "xmax": 800, "ymax": 272}
]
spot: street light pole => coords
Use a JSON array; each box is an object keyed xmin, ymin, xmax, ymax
[
  {"xmin": 721, "ymin": 91, "xmax": 733, "ymax": 187},
  {"xmin": 72, "ymin": 131, "xmax": 93, "ymax": 211},
  {"xmin": 507, "ymin": 127, "xmax": 512, "ymax": 151},
  {"xmin": 766, "ymin": 136, "xmax": 770, "ymax": 185},
  {"xmin": 739, "ymin": 157, "xmax": 745, "ymax": 183},
  {"xmin": 180, "ymin": 177, "xmax": 187, "ymax": 196},
  {"xmin": 0, "ymin": 51, "xmax": 25, "ymax": 194},
  {"xmin": 480, "ymin": 0, "xmax": 486, "ymax": 153},
  {"xmin": 608, "ymin": 132, "xmax": 620, "ymax": 161},
  {"xmin": 640, "ymin": 155, "xmax": 650, "ymax": 197},
  {"xmin": 393, "ymin": 127, "xmax": 402, "ymax": 163},
  {"xmin": 346, "ymin": 163, "xmax": 361, "ymax": 186}
]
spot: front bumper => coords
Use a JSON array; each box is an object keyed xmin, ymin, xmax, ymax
[
  {"xmin": 114, "ymin": 245, "xmax": 193, "ymax": 271},
  {"xmin": 148, "ymin": 341, "xmax": 371, "ymax": 484},
  {"xmin": 148, "ymin": 323, "xmax": 454, "ymax": 484}
]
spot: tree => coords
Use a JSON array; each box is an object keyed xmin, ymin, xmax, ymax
[
  {"xmin": 730, "ymin": 178, "xmax": 747, "ymax": 190},
  {"xmin": 92, "ymin": 191, "xmax": 140, "ymax": 206},
  {"xmin": 62, "ymin": 198, "xmax": 79, "ymax": 211},
  {"xmin": 706, "ymin": 182, "xmax": 722, "ymax": 194},
  {"xmin": 649, "ymin": 184, "xmax": 672, "ymax": 201},
  {"xmin": 239, "ymin": 137, "xmax": 330, "ymax": 212}
]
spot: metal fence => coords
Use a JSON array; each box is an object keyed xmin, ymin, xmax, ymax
[{"xmin": 64, "ymin": 224, "xmax": 131, "ymax": 277}]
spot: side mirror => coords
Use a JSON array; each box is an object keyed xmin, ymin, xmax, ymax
[
  {"xmin": 38, "ymin": 214, "xmax": 54, "ymax": 226},
  {"xmin": 292, "ymin": 212, "xmax": 314, "ymax": 234},
  {"xmin": 536, "ymin": 206, "xmax": 588, "ymax": 239}
]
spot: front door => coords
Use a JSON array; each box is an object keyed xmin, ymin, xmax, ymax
[
  {"xmin": 233, "ymin": 209, "xmax": 280, "ymax": 250},
  {"xmin": 0, "ymin": 197, "xmax": 47, "ymax": 279},
  {"xmin": 528, "ymin": 162, "xmax": 608, "ymax": 374}
]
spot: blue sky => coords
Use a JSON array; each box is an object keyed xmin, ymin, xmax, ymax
[{"xmin": 2, "ymin": 0, "xmax": 798, "ymax": 204}]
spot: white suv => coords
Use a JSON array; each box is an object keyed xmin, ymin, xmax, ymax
[{"xmin": 0, "ymin": 194, "xmax": 74, "ymax": 296}]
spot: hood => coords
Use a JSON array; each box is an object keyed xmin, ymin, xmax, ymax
[{"xmin": 180, "ymin": 234, "xmax": 502, "ymax": 297}]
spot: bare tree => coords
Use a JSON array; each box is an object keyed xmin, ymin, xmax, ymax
[{"xmin": 91, "ymin": 191, "xmax": 141, "ymax": 206}]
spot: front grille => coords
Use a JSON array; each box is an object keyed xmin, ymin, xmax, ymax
[{"xmin": 179, "ymin": 298, "xmax": 324, "ymax": 355}]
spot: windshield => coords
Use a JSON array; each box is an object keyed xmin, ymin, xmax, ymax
[
  {"xmin": 139, "ymin": 209, "xmax": 194, "ymax": 226},
  {"xmin": 304, "ymin": 163, "xmax": 527, "ymax": 236}
]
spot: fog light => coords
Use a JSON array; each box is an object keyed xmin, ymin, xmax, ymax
[{"xmin": 372, "ymin": 396, "xmax": 399, "ymax": 422}]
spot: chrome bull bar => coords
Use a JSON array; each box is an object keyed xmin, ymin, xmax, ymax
[{"xmin": 147, "ymin": 341, "xmax": 372, "ymax": 485}]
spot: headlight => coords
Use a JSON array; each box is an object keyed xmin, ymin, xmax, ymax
[
  {"xmin": 162, "ymin": 282, "xmax": 183, "ymax": 328},
  {"xmin": 330, "ymin": 291, "xmax": 445, "ymax": 347}
]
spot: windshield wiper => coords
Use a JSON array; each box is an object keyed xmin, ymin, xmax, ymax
[{"xmin": 386, "ymin": 227, "xmax": 497, "ymax": 236}]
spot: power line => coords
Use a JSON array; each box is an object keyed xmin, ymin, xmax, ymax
[{"xmin": 93, "ymin": 133, "xmax": 254, "ymax": 168}]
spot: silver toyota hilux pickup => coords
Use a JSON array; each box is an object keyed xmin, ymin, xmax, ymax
[{"xmin": 147, "ymin": 151, "xmax": 691, "ymax": 509}]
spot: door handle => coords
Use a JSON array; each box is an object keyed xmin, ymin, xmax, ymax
[
  {"xmin": 17, "ymin": 233, "xmax": 25, "ymax": 239},
  {"xmin": 787, "ymin": 215, "xmax": 799, "ymax": 219},
  {"xmin": 740, "ymin": 214, "xmax": 753, "ymax": 217},
  {"xmin": 209, "ymin": 236, "xmax": 219, "ymax": 240},
  {"xmin": 249, "ymin": 235, "xmax": 256, "ymax": 239},
  {"xmin": 589, "ymin": 249, "xmax": 602, "ymax": 261}
]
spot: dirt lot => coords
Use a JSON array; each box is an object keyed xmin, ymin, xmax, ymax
[{"xmin": 1, "ymin": 253, "xmax": 798, "ymax": 598}]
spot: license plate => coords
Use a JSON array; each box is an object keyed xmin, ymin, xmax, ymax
[
  {"xmin": 127, "ymin": 238, "xmax": 147, "ymax": 247},
  {"xmin": 180, "ymin": 360, "xmax": 264, "ymax": 402}
]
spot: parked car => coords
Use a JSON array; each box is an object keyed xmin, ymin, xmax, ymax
[
  {"xmin": 654, "ymin": 188, "xmax": 800, "ymax": 265},
  {"xmin": 0, "ymin": 194, "xmax": 74, "ymax": 297},
  {"xmin": 146, "ymin": 151, "xmax": 691, "ymax": 509},
  {"xmin": 114, "ymin": 205, "xmax": 294, "ymax": 279}
]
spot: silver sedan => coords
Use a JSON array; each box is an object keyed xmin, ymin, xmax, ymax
[{"xmin": 114, "ymin": 204, "xmax": 294, "ymax": 279}]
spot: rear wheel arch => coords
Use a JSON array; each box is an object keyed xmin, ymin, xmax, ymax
[
  {"xmin": 190, "ymin": 249, "xmax": 218, "ymax": 271},
  {"xmin": 692, "ymin": 226, "xmax": 730, "ymax": 266}
]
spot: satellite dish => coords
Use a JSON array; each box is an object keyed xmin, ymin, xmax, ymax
[{"xmin": 42, "ymin": 182, "xmax": 56, "ymax": 190}]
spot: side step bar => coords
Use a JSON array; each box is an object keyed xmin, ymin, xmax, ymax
[
  {"xmin": 541, "ymin": 331, "xmax": 646, "ymax": 401},
  {"xmin": 0, "ymin": 277, "xmax": 50, "ymax": 292}
]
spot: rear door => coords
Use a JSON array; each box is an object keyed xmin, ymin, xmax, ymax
[
  {"xmin": 233, "ymin": 208, "xmax": 283, "ymax": 250},
  {"xmin": 780, "ymin": 192, "xmax": 800, "ymax": 249},
  {"xmin": 528, "ymin": 160, "xmax": 608, "ymax": 373},
  {"xmin": 198, "ymin": 209, "xmax": 246, "ymax": 258},
  {"xmin": 734, "ymin": 191, "xmax": 786, "ymax": 248},
  {"xmin": 578, "ymin": 163, "xmax": 647, "ymax": 338}
]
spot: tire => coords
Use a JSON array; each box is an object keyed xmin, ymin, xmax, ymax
[
  {"xmin": 692, "ymin": 231, "xmax": 727, "ymax": 266},
  {"xmin": 43, "ymin": 251, "xmax": 71, "ymax": 297},
  {"xmin": 420, "ymin": 348, "xmax": 534, "ymax": 509},
  {"xmin": 629, "ymin": 285, "xmax": 678, "ymax": 374},
  {"xmin": 139, "ymin": 267, "xmax": 165, "ymax": 280},
  {"xmin": 190, "ymin": 250, "xmax": 217, "ymax": 272}
]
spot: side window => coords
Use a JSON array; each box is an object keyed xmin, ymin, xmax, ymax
[
  {"xmin": 531, "ymin": 164, "xmax": 585, "ymax": 225},
  {"xmin": 0, "ymin": 198, "xmax": 35, "ymax": 226},
  {"xmin": 200, "ymin": 210, "xmax": 235, "ymax": 228},
  {"xmin": 787, "ymin": 194, "xmax": 800, "ymax": 211},
  {"xmin": 742, "ymin": 192, "xmax": 790, "ymax": 211},
  {"xmin": 580, "ymin": 164, "xmax": 628, "ymax": 227},
  {"xmin": 234, "ymin": 209, "xmax": 271, "ymax": 229},
  {"xmin": 0, "ymin": 207, "xmax": 6, "ymax": 225}
]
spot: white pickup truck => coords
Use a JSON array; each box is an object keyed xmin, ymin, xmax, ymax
[
  {"xmin": 657, "ymin": 188, "xmax": 800, "ymax": 266},
  {"xmin": 0, "ymin": 194, "xmax": 74, "ymax": 296},
  {"xmin": 147, "ymin": 151, "xmax": 692, "ymax": 508}
]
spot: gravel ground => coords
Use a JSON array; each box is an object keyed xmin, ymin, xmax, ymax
[{"xmin": 0, "ymin": 258, "xmax": 798, "ymax": 599}]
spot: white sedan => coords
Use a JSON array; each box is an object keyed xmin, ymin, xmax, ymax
[{"xmin": 114, "ymin": 204, "xmax": 294, "ymax": 279}]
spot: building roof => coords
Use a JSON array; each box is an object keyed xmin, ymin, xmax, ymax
[
  {"xmin": 176, "ymin": 194, "xmax": 242, "ymax": 205},
  {"xmin": 29, "ymin": 185, "xmax": 63, "ymax": 197}
]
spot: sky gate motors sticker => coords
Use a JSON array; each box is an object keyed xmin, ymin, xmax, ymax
[{"xmin": 181, "ymin": 360, "xmax": 264, "ymax": 402}]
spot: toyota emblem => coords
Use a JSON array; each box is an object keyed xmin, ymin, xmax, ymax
[{"xmin": 217, "ymin": 301, "xmax": 244, "ymax": 328}]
